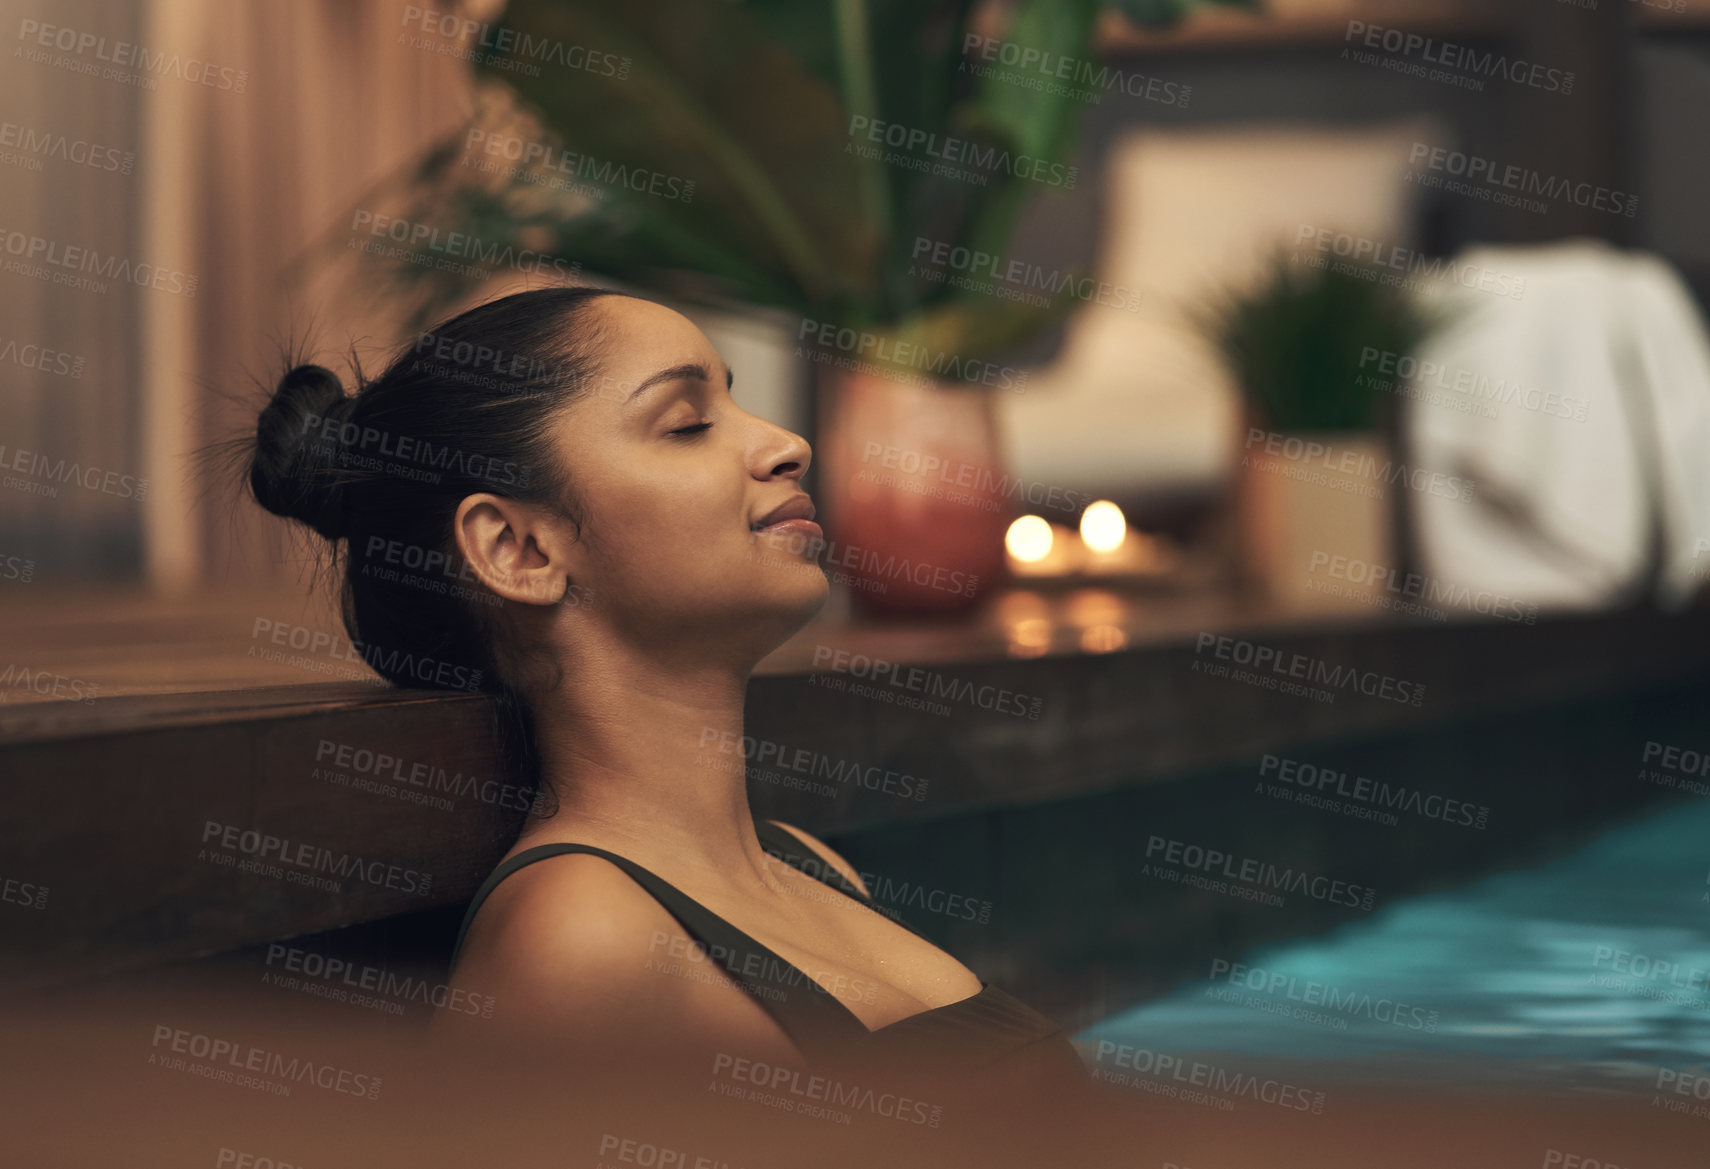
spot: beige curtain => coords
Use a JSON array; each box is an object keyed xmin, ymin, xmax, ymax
[
  {"xmin": 0, "ymin": 0, "xmax": 149, "ymax": 581},
  {"xmin": 0, "ymin": 0, "xmax": 474, "ymax": 589},
  {"xmin": 140, "ymin": 0, "xmax": 473, "ymax": 591}
]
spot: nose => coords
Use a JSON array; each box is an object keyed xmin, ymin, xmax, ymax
[{"xmin": 754, "ymin": 418, "xmax": 812, "ymax": 481}]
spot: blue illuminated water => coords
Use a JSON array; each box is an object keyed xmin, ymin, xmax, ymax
[{"xmin": 1076, "ymin": 797, "xmax": 1710, "ymax": 1090}]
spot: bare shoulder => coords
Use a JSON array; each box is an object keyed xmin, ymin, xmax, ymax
[
  {"xmin": 440, "ymin": 852, "xmax": 798, "ymax": 1063},
  {"xmin": 448, "ymin": 854, "xmax": 677, "ymax": 1032},
  {"xmin": 457, "ymin": 851, "xmax": 672, "ymax": 978},
  {"xmin": 761, "ymin": 820, "xmax": 873, "ymax": 899}
]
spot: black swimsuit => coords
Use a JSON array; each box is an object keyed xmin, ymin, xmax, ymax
[{"xmin": 449, "ymin": 819, "xmax": 1088, "ymax": 1084}]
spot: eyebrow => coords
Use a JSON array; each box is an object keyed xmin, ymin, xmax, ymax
[{"xmin": 624, "ymin": 360, "xmax": 734, "ymax": 405}]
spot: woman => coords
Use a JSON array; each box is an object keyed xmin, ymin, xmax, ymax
[{"xmin": 245, "ymin": 287, "xmax": 1096, "ymax": 1126}]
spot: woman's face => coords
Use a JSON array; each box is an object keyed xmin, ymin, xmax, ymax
[{"xmin": 547, "ymin": 295, "xmax": 829, "ymax": 656}]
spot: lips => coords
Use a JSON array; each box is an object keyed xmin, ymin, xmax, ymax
[
  {"xmin": 751, "ymin": 494, "xmax": 823, "ymax": 554},
  {"xmin": 752, "ymin": 494, "xmax": 816, "ymax": 531}
]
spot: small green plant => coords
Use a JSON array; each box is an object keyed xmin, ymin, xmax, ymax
[{"xmin": 1199, "ymin": 248, "xmax": 1444, "ymax": 433}]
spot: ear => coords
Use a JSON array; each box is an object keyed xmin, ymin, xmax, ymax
[{"xmin": 453, "ymin": 493, "xmax": 579, "ymax": 606}]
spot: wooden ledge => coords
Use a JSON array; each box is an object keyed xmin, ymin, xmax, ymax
[{"xmin": 2, "ymin": 586, "xmax": 1708, "ymax": 988}]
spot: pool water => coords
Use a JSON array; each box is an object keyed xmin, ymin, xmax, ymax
[{"xmin": 1076, "ymin": 796, "xmax": 1710, "ymax": 1092}]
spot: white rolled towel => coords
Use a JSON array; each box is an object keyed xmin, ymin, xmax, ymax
[{"xmin": 1406, "ymin": 238, "xmax": 1710, "ymax": 612}]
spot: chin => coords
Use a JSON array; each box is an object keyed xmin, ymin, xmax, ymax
[
  {"xmin": 785, "ymin": 567, "xmax": 832, "ymax": 619},
  {"xmin": 753, "ymin": 567, "xmax": 830, "ymax": 637}
]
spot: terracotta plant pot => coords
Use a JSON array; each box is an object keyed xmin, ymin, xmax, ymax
[{"xmin": 814, "ymin": 365, "xmax": 1016, "ymax": 617}]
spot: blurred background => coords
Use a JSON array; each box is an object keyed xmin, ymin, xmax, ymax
[
  {"xmin": 4, "ymin": 0, "xmax": 1710, "ymax": 611},
  {"xmin": 4, "ymin": 1, "xmax": 1710, "ymax": 1165}
]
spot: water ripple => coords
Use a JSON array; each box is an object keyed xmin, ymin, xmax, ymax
[{"xmin": 1078, "ymin": 797, "xmax": 1710, "ymax": 1089}]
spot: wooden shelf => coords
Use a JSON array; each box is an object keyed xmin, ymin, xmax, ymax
[
  {"xmin": 2, "ymin": 582, "xmax": 1708, "ymax": 989},
  {"xmin": 1632, "ymin": 0, "xmax": 1710, "ymax": 32},
  {"xmin": 0, "ymin": 579, "xmax": 1289, "ymax": 726},
  {"xmin": 1094, "ymin": 1, "xmax": 1510, "ymax": 54}
]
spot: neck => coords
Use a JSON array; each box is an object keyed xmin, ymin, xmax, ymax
[{"xmin": 518, "ymin": 628, "xmax": 778, "ymax": 889}]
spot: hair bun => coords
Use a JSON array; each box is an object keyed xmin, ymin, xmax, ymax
[{"xmin": 250, "ymin": 363, "xmax": 356, "ymax": 541}]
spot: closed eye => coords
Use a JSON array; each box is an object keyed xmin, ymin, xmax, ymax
[{"xmin": 668, "ymin": 421, "xmax": 713, "ymax": 439}]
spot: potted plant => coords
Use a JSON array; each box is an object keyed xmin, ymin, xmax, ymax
[
  {"xmin": 1198, "ymin": 249, "xmax": 1441, "ymax": 610},
  {"xmin": 369, "ymin": 0, "xmax": 1253, "ymax": 615}
]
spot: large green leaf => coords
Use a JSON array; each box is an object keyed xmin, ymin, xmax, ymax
[
  {"xmin": 370, "ymin": 0, "xmax": 1260, "ymax": 373},
  {"xmin": 485, "ymin": 0, "xmax": 882, "ymax": 311}
]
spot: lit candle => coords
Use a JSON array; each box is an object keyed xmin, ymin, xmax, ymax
[
  {"xmin": 1080, "ymin": 501, "xmax": 1127, "ymax": 554},
  {"xmin": 1006, "ymin": 515, "xmax": 1054, "ymax": 563}
]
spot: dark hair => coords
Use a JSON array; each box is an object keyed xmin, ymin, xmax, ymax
[{"xmin": 247, "ymin": 286, "xmax": 621, "ymax": 819}]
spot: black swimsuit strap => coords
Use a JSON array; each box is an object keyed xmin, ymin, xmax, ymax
[
  {"xmin": 751, "ymin": 820, "xmax": 935, "ymax": 946},
  {"xmin": 449, "ymin": 822, "xmax": 910, "ymax": 1053}
]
